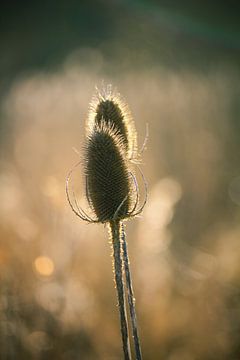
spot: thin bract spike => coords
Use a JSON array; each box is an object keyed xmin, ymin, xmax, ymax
[
  {"xmin": 66, "ymin": 162, "xmax": 98, "ymax": 223},
  {"xmin": 71, "ymin": 183, "xmax": 95, "ymax": 223},
  {"xmin": 66, "ymin": 176, "xmax": 89, "ymax": 222},
  {"xmin": 128, "ymin": 172, "xmax": 139, "ymax": 216},
  {"xmin": 130, "ymin": 165, "xmax": 148, "ymax": 218},
  {"xmin": 68, "ymin": 165, "xmax": 94, "ymax": 222},
  {"xmin": 85, "ymin": 176, "xmax": 92, "ymax": 210},
  {"xmin": 113, "ymin": 194, "xmax": 129, "ymax": 221},
  {"xmin": 139, "ymin": 122, "xmax": 149, "ymax": 155}
]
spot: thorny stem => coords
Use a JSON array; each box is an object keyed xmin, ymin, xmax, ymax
[
  {"xmin": 121, "ymin": 222, "xmax": 142, "ymax": 360},
  {"xmin": 110, "ymin": 220, "xmax": 131, "ymax": 360}
]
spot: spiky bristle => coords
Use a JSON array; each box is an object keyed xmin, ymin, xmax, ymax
[
  {"xmin": 95, "ymin": 99, "xmax": 128, "ymax": 151},
  {"xmin": 84, "ymin": 123, "xmax": 133, "ymax": 223},
  {"xmin": 87, "ymin": 86, "xmax": 138, "ymax": 160}
]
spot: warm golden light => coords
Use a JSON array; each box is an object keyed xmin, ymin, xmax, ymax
[
  {"xmin": 34, "ymin": 256, "xmax": 54, "ymax": 277},
  {"xmin": 1, "ymin": 46, "xmax": 239, "ymax": 359}
]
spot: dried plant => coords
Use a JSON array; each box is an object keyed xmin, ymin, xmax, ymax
[
  {"xmin": 66, "ymin": 85, "xmax": 147, "ymax": 360},
  {"xmin": 87, "ymin": 84, "xmax": 138, "ymax": 161}
]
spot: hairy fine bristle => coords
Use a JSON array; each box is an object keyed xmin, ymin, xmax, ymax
[
  {"xmin": 95, "ymin": 99, "xmax": 128, "ymax": 150},
  {"xmin": 84, "ymin": 124, "xmax": 132, "ymax": 223},
  {"xmin": 87, "ymin": 86, "xmax": 137, "ymax": 159}
]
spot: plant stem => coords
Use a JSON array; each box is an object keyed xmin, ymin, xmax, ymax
[
  {"xmin": 110, "ymin": 220, "xmax": 131, "ymax": 360},
  {"xmin": 121, "ymin": 222, "xmax": 142, "ymax": 360}
]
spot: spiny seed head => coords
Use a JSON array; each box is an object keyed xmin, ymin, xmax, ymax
[
  {"xmin": 87, "ymin": 85, "xmax": 137, "ymax": 160},
  {"xmin": 84, "ymin": 123, "xmax": 133, "ymax": 223},
  {"xmin": 95, "ymin": 99, "xmax": 127, "ymax": 147}
]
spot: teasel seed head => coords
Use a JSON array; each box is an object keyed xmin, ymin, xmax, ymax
[
  {"xmin": 87, "ymin": 85, "xmax": 138, "ymax": 160},
  {"xmin": 84, "ymin": 122, "xmax": 134, "ymax": 223}
]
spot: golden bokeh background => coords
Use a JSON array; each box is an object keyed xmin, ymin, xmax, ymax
[{"xmin": 1, "ymin": 1, "xmax": 240, "ymax": 359}]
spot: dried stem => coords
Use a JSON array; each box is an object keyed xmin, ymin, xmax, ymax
[
  {"xmin": 110, "ymin": 220, "xmax": 131, "ymax": 360},
  {"xmin": 121, "ymin": 222, "xmax": 142, "ymax": 360}
]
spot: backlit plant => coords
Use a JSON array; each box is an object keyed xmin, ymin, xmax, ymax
[{"xmin": 66, "ymin": 85, "xmax": 147, "ymax": 360}]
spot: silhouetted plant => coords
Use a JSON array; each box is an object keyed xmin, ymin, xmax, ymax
[{"xmin": 66, "ymin": 85, "xmax": 147, "ymax": 360}]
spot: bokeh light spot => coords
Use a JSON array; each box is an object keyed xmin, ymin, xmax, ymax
[{"xmin": 34, "ymin": 256, "xmax": 54, "ymax": 277}]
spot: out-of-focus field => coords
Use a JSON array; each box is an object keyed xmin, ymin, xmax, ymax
[{"xmin": 1, "ymin": 1, "xmax": 240, "ymax": 359}]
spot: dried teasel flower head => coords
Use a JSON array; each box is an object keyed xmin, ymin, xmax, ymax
[
  {"xmin": 84, "ymin": 122, "xmax": 135, "ymax": 223},
  {"xmin": 66, "ymin": 87, "xmax": 147, "ymax": 360},
  {"xmin": 87, "ymin": 84, "xmax": 138, "ymax": 161},
  {"xmin": 66, "ymin": 86, "xmax": 147, "ymax": 224}
]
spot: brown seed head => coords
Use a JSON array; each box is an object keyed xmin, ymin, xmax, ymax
[
  {"xmin": 87, "ymin": 86, "xmax": 137, "ymax": 160},
  {"xmin": 84, "ymin": 123, "xmax": 133, "ymax": 223}
]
